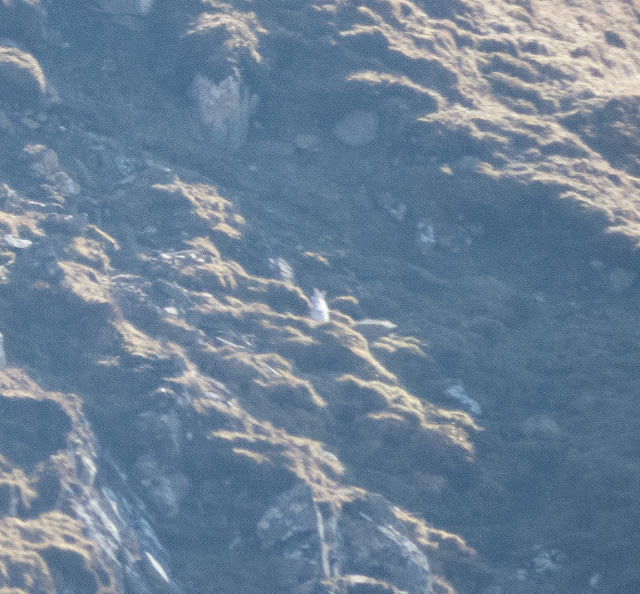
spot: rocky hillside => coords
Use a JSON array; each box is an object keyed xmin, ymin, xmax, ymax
[{"xmin": 1, "ymin": 0, "xmax": 640, "ymax": 592}]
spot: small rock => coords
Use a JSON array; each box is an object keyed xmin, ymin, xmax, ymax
[
  {"xmin": 294, "ymin": 133, "xmax": 321, "ymax": 150},
  {"xmin": 30, "ymin": 146, "xmax": 59, "ymax": 176},
  {"xmin": 134, "ymin": 455, "xmax": 190, "ymax": 518},
  {"xmin": 521, "ymin": 414, "xmax": 562, "ymax": 438},
  {"xmin": 333, "ymin": 110, "xmax": 378, "ymax": 146},
  {"xmin": 444, "ymin": 382, "xmax": 482, "ymax": 416},
  {"xmin": 258, "ymin": 484, "xmax": 433, "ymax": 594},
  {"xmin": 375, "ymin": 191, "xmax": 406, "ymax": 222},
  {"xmin": 257, "ymin": 483, "xmax": 317, "ymax": 549},
  {"xmin": 20, "ymin": 116, "xmax": 39, "ymax": 129},
  {"xmin": 4, "ymin": 234, "xmax": 32, "ymax": 249},
  {"xmin": 0, "ymin": 110, "xmax": 11, "ymax": 130},
  {"xmin": 269, "ymin": 257, "xmax": 295, "ymax": 284},
  {"xmin": 608, "ymin": 267, "xmax": 636, "ymax": 293}
]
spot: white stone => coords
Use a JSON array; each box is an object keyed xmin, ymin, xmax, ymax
[
  {"xmin": 444, "ymin": 382, "xmax": 481, "ymax": 416},
  {"xmin": 4, "ymin": 234, "xmax": 32, "ymax": 249}
]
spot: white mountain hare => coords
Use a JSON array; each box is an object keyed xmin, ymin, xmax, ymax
[{"xmin": 309, "ymin": 289, "xmax": 330, "ymax": 323}]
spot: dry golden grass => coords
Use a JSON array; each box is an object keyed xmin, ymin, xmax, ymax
[
  {"xmin": 0, "ymin": 371, "xmax": 114, "ymax": 592},
  {"xmin": 59, "ymin": 262, "xmax": 111, "ymax": 305},
  {"xmin": 153, "ymin": 177, "xmax": 245, "ymax": 239},
  {"xmin": 259, "ymin": 320, "xmax": 317, "ymax": 346},
  {"xmin": 0, "ymin": 46, "xmax": 46, "ymax": 94},
  {"xmin": 0, "ymin": 184, "xmax": 45, "ymax": 238},
  {"xmin": 324, "ymin": 322, "xmax": 397, "ymax": 381},
  {"xmin": 0, "ymin": 211, "xmax": 43, "ymax": 238},
  {"xmin": 302, "ymin": 251, "xmax": 330, "ymax": 266},
  {"xmin": 181, "ymin": 237, "xmax": 245, "ymax": 288},
  {"xmin": 338, "ymin": 374, "xmax": 478, "ymax": 456},
  {"xmin": 0, "ymin": 511, "xmax": 114, "ymax": 593},
  {"xmin": 328, "ymin": 0, "xmax": 640, "ymax": 242},
  {"xmin": 392, "ymin": 505, "xmax": 476, "ymax": 555},
  {"xmin": 86, "ymin": 225, "xmax": 120, "ymax": 252},
  {"xmin": 188, "ymin": 0, "xmax": 267, "ymax": 63},
  {"xmin": 347, "ymin": 70, "xmax": 445, "ymax": 105},
  {"xmin": 69, "ymin": 238, "xmax": 112, "ymax": 271},
  {"xmin": 254, "ymin": 372, "xmax": 327, "ymax": 408},
  {"xmin": 0, "ymin": 368, "xmax": 83, "ymax": 425},
  {"xmin": 194, "ymin": 394, "xmax": 365, "ymax": 503},
  {"xmin": 0, "ymin": 454, "xmax": 37, "ymax": 508},
  {"xmin": 111, "ymin": 318, "xmax": 169, "ymax": 359},
  {"xmin": 372, "ymin": 333, "xmax": 426, "ymax": 356}
]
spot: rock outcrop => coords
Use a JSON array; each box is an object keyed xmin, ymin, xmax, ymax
[{"xmin": 1, "ymin": 0, "xmax": 640, "ymax": 593}]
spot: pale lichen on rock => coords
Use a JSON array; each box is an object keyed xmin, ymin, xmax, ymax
[{"xmin": 192, "ymin": 73, "xmax": 257, "ymax": 152}]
